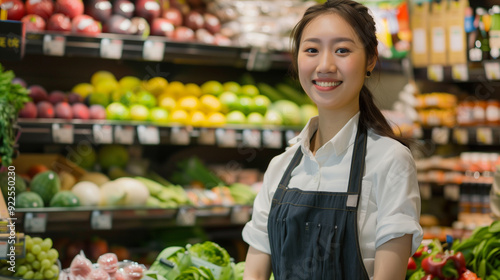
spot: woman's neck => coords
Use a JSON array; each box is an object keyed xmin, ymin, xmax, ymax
[{"xmin": 310, "ymin": 108, "xmax": 359, "ymax": 155}]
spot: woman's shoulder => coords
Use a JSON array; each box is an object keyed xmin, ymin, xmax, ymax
[{"xmin": 366, "ymin": 129, "xmax": 414, "ymax": 163}]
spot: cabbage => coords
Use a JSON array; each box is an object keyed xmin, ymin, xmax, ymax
[{"xmin": 187, "ymin": 241, "xmax": 230, "ymax": 267}]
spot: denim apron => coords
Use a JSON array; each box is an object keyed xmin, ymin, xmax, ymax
[{"xmin": 267, "ymin": 122, "xmax": 370, "ymax": 280}]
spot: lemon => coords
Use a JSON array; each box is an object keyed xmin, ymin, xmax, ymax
[
  {"xmin": 178, "ymin": 96, "xmax": 200, "ymax": 112},
  {"xmin": 158, "ymin": 94, "xmax": 177, "ymax": 111},
  {"xmin": 166, "ymin": 81, "xmax": 185, "ymax": 98},
  {"xmin": 190, "ymin": 111, "xmax": 208, "ymax": 127},
  {"xmin": 119, "ymin": 76, "xmax": 142, "ymax": 92},
  {"xmin": 201, "ymin": 80, "xmax": 223, "ymax": 96},
  {"xmin": 71, "ymin": 83, "xmax": 94, "ymax": 98},
  {"xmin": 91, "ymin": 70, "xmax": 116, "ymax": 86},
  {"xmin": 95, "ymin": 79, "xmax": 119, "ymax": 95},
  {"xmin": 146, "ymin": 77, "xmax": 169, "ymax": 96},
  {"xmin": 241, "ymin": 84, "xmax": 259, "ymax": 97},
  {"xmin": 199, "ymin": 94, "xmax": 222, "ymax": 113},
  {"xmin": 185, "ymin": 83, "xmax": 203, "ymax": 97},
  {"xmin": 223, "ymin": 81, "xmax": 241, "ymax": 95},
  {"xmin": 207, "ymin": 112, "xmax": 226, "ymax": 127},
  {"xmin": 169, "ymin": 109, "xmax": 189, "ymax": 125}
]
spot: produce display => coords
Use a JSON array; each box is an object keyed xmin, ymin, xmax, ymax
[
  {"xmin": 0, "ymin": 235, "xmax": 60, "ymax": 279},
  {"xmin": 17, "ymin": 70, "xmax": 317, "ymax": 128}
]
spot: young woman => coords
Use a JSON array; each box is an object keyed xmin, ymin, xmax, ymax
[{"xmin": 242, "ymin": 0, "xmax": 423, "ymax": 279}]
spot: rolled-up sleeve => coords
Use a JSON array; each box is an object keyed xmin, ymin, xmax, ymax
[{"xmin": 375, "ymin": 147, "xmax": 423, "ymax": 255}]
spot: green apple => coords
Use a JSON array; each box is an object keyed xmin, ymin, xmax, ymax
[
  {"xmin": 130, "ymin": 104, "xmax": 150, "ymax": 121},
  {"xmin": 238, "ymin": 96, "xmax": 254, "ymax": 115},
  {"xmin": 247, "ymin": 112, "xmax": 264, "ymax": 126},
  {"xmin": 106, "ymin": 102, "xmax": 130, "ymax": 120},
  {"xmin": 226, "ymin": 110, "xmax": 247, "ymax": 124},
  {"xmin": 218, "ymin": 91, "xmax": 240, "ymax": 113},
  {"xmin": 252, "ymin": 95, "xmax": 271, "ymax": 115},
  {"xmin": 149, "ymin": 107, "xmax": 169, "ymax": 124}
]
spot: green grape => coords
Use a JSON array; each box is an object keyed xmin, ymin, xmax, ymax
[
  {"xmin": 40, "ymin": 259, "xmax": 51, "ymax": 270},
  {"xmin": 47, "ymin": 249, "xmax": 59, "ymax": 262},
  {"xmin": 50, "ymin": 264, "xmax": 59, "ymax": 275},
  {"xmin": 36, "ymin": 251, "xmax": 47, "ymax": 262},
  {"xmin": 23, "ymin": 270, "xmax": 34, "ymax": 279},
  {"xmin": 25, "ymin": 238, "xmax": 34, "ymax": 251},
  {"xmin": 26, "ymin": 252, "xmax": 36, "ymax": 263},
  {"xmin": 41, "ymin": 238, "xmax": 53, "ymax": 251},
  {"xmin": 32, "ymin": 237, "xmax": 43, "ymax": 245},
  {"xmin": 31, "ymin": 244, "xmax": 41, "ymax": 255},
  {"xmin": 25, "ymin": 264, "xmax": 32, "ymax": 271},
  {"xmin": 43, "ymin": 269, "xmax": 55, "ymax": 279},
  {"xmin": 17, "ymin": 265, "xmax": 28, "ymax": 276},
  {"xmin": 17, "ymin": 258, "xmax": 26, "ymax": 265},
  {"xmin": 32, "ymin": 260, "xmax": 41, "ymax": 270},
  {"xmin": 33, "ymin": 271, "xmax": 43, "ymax": 280}
]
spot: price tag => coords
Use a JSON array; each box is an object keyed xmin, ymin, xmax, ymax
[
  {"xmin": 137, "ymin": 125, "xmax": 160, "ymax": 145},
  {"xmin": 114, "ymin": 125, "xmax": 135, "ymax": 144},
  {"xmin": 427, "ymin": 65, "xmax": 444, "ymax": 82},
  {"xmin": 453, "ymin": 128, "xmax": 469, "ymax": 145},
  {"xmin": 230, "ymin": 205, "xmax": 251, "ymax": 224},
  {"xmin": 242, "ymin": 129, "xmax": 261, "ymax": 148},
  {"xmin": 43, "ymin": 34, "xmax": 65, "ymax": 56},
  {"xmin": 170, "ymin": 126, "xmax": 190, "ymax": 145},
  {"xmin": 176, "ymin": 207, "xmax": 196, "ymax": 226},
  {"xmin": 431, "ymin": 127, "xmax": 450, "ymax": 145},
  {"xmin": 143, "ymin": 40, "xmax": 165, "ymax": 61},
  {"xmin": 90, "ymin": 210, "xmax": 112, "ymax": 230},
  {"xmin": 24, "ymin": 213, "xmax": 47, "ymax": 233},
  {"xmin": 451, "ymin": 64, "xmax": 469, "ymax": 81},
  {"xmin": 262, "ymin": 130, "xmax": 282, "ymax": 149},
  {"xmin": 216, "ymin": 129, "xmax": 238, "ymax": 147},
  {"xmin": 0, "ymin": 241, "xmax": 8, "ymax": 258},
  {"xmin": 93, "ymin": 124, "xmax": 113, "ymax": 144},
  {"xmin": 444, "ymin": 184, "xmax": 460, "ymax": 201},
  {"xmin": 476, "ymin": 127, "xmax": 493, "ymax": 144},
  {"xmin": 484, "ymin": 61, "xmax": 500, "ymax": 80},
  {"xmin": 198, "ymin": 128, "xmax": 216, "ymax": 145},
  {"xmin": 100, "ymin": 38, "xmax": 123, "ymax": 59},
  {"xmin": 52, "ymin": 123, "xmax": 74, "ymax": 144},
  {"xmin": 246, "ymin": 48, "xmax": 272, "ymax": 71}
]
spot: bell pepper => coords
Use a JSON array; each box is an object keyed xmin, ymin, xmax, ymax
[
  {"xmin": 420, "ymin": 275, "xmax": 440, "ymax": 280},
  {"xmin": 414, "ymin": 246, "xmax": 426, "ymax": 258},
  {"xmin": 408, "ymin": 257, "xmax": 417, "ymax": 270},
  {"xmin": 421, "ymin": 252, "xmax": 467, "ymax": 279}
]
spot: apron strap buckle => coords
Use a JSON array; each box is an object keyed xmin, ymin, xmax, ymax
[{"xmin": 346, "ymin": 194, "xmax": 358, "ymax": 208}]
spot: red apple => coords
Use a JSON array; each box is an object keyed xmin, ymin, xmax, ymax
[
  {"xmin": 195, "ymin": 28, "xmax": 214, "ymax": 44},
  {"xmin": 25, "ymin": 0, "xmax": 54, "ymax": 20},
  {"xmin": 72, "ymin": 103, "xmax": 90, "ymax": 119},
  {"xmin": 55, "ymin": 102, "xmax": 73, "ymax": 119},
  {"xmin": 129, "ymin": 17, "xmax": 150, "ymax": 36},
  {"xmin": 54, "ymin": 0, "xmax": 83, "ymax": 19},
  {"xmin": 47, "ymin": 13, "xmax": 72, "ymax": 31},
  {"xmin": 86, "ymin": 0, "xmax": 112, "ymax": 23},
  {"xmin": 135, "ymin": 0, "xmax": 161, "ymax": 23},
  {"xmin": 28, "ymin": 85, "xmax": 48, "ymax": 103},
  {"xmin": 150, "ymin": 18, "xmax": 174, "ymax": 37},
  {"xmin": 18, "ymin": 102, "xmax": 38, "ymax": 119},
  {"xmin": 68, "ymin": 92, "xmax": 83, "ymax": 104},
  {"xmin": 1, "ymin": 0, "xmax": 25, "ymax": 21},
  {"xmin": 48, "ymin": 90, "xmax": 68, "ymax": 104},
  {"xmin": 104, "ymin": 14, "xmax": 132, "ymax": 34},
  {"xmin": 184, "ymin": 10, "xmax": 203, "ymax": 31},
  {"xmin": 21, "ymin": 14, "xmax": 46, "ymax": 32},
  {"xmin": 37, "ymin": 101, "xmax": 55, "ymax": 118},
  {"xmin": 162, "ymin": 7, "xmax": 182, "ymax": 27},
  {"xmin": 89, "ymin": 104, "xmax": 106, "ymax": 119},
  {"xmin": 113, "ymin": 0, "xmax": 134, "ymax": 18},
  {"xmin": 203, "ymin": 13, "xmax": 220, "ymax": 34},
  {"xmin": 173, "ymin": 26, "xmax": 194, "ymax": 42},
  {"xmin": 72, "ymin": 14, "xmax": 102, "ymax": 35}
]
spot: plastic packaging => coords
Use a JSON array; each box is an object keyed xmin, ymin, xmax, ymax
[
  {"xmin": 88, "ymin": 268, "xmax": 111, "ymax": 280},
  {"xmin": 69, "ymin": 251, "xmax": 93, "ymax": 278},
  {"xmin": 98, "ymin": 253, "xmax": 119, "ymax": 275}
]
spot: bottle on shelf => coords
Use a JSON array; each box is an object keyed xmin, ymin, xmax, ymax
[
  {"xmin": 470, "ymin": 7, "xmax": 491, "ymax": 62},
  {"xmin": 465, "ymin": 6, "xmax": 476, "ymax": 60}
]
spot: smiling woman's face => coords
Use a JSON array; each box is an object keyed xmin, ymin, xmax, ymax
[{"xmin": 298, "ymin": 13, "xmax": 371, "ymax": 113}]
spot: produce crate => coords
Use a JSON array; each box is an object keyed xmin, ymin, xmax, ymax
[{"xmin": 12, "ymin": 154, "xmax": 85, "ymax": 180}]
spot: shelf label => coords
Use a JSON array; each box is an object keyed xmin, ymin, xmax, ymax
[
  {"xmin": 52, "ymin": 123, "xmax": 74, "ymax": 144},
  {"xmin": 230, "ymin": 205, "xmax": 251, "ymax": 224},
  {"xmin": 246, "ymin": 48, "xmax": 271, "ymax": 71},
  {"xmin": 176, "ymin": 207, "xmax": 196, "ymax": 226},
  {"xmin": 427, "ymin": 65, "xmax": 444, "ymax": 82},
  {"xmin": 484, "ymin": 62, "xmax": 500, "ymax": 80},
  {"xmin": 453, "ymin": 128, "xmax": 469, "ymax": 145},
  {"xmin": 170, "ymin": 126, "xmax": 190, "ymax": 145},
  {"xmin": 198, "ymin": 128, "xmax": 216, "ymax": 145},
  {"xmin": 114, "ymin": 125, "xmax": 135, "ymax": 144},
  {"xmin": 242, "ymin": 129, "xmax": 261, "ymax": 148},
  {"xmin": 24, "ymin": 213, "xmax": 47, "ymax": 233},
  {"xmin": 451, "ymin": 64, "xmax": 469, "ymax": 81},
  {"xmin": 43, "ymin": 34, "xmax": 65, "ymax": 56},
  {"xmin": 216, "ymin": 128, "xmax": 238, "ymax": 147},
  {"xmin": 93, "ymin": 124, "xmax": 113, "ymax": 144},
  {"xmin": 143, "ymin": 40, "xmax": 165, "ymax": 61},
  {"xmin": 137, "ymin": 125, "xmax": 160, "ymax": 145},
  {"xmin": 262, "ymin": 130, "xmax": 282, "ymax": 149},
  {"xmin": 431, "ymin": 127, "xmax": 450, "ymax": 145},
  {"xmin": 100, "ymin": 38, "xmax": 123, "ymax": 59},
  {"xmin": 476, "ymin": 127, "xmax": 493, "ymax": 144},
  {"xmin": 91, "ymin": 210, "xmax": 112, "ymax": 230}
]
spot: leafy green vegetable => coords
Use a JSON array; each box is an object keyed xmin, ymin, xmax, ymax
[
  {"xmin": 174, "ymin": 266, "xmax": 214, "ymax": 280},
  {"xmin": 0, "ymin": 64, "xmax": 30, "ymax": 167},
  {"xmin": 187, "ymin": 241, "xmax": 231, "ymax": 267},
  {"xmin": 233, "ymin": 262, "xmax": 245, "ymax": 280},
  {"xmin": 169, "ymin": 157, "xmax": 225, "ymax": 188}
]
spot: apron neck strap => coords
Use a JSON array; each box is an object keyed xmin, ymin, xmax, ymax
[{"xmin": 346, "ymin": 120, "xmax": 368, "ymax": 195}]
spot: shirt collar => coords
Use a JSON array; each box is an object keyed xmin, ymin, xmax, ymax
[{"xmin": 289, "ymin": 112, "xmax": 360, "ymax": 157}]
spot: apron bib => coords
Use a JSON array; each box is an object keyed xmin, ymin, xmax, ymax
[{"xmin": 267, "ymin": 122, "xmax": 370, "ymax": 280}]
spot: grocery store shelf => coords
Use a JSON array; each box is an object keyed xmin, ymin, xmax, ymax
[
  {"xmin": 413, "ymin": 61, "xmax": 496, "ymax": 83},
  {"xmin": 423, "ymin": 125, "xmax": 500, "ymax": 146},
  {"xmin": 24, "ymin": 32, "xmax": 292, "ymax": 71},
  {"xmin": 16, "ymin": 118, "xmax": 301, "ymax": 148},
  {"xmin": 13, "ymin": 205, "xmax": 252, "ymax": 233}
]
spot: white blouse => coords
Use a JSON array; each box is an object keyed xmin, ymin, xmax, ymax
[{"xmin": 242, "ymin": 113, "xmax": 423, "ymax": 277}]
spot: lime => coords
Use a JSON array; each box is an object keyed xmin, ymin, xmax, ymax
[
  {"xmin": 218, "ymin": 91, "xmax": 239, "ymax": 113},
  {"xmin": 136, "ymin": 91, "xmax": 157, "ymax": 108},
  {"xmin": 72, "ymin": 83, "xmax": 94, "ymax": 98},
  {"xmin": 238, "ymin": 96, "xmax": 254, "ymax": 115},
  {"xmin": 241, "ymin": 84, "xmax": 259, "ymax": 97},
  {"xmin": 253, "ymin": 95, "xmax": 271, "ymax": 115},
  {"xmin": 222, "ymin": 81, "xmax": 241, "ymax": 95},
  {"xmin": 106, "ymin": 102, "xmax": 130, "ymax": 120},
  {"xmin": 247, "ymin": 112, "xmax": 264, "ymax": 126},
  {"xmin": 89, "ymin": 92, "xmax": 110, "ymax": 107},
  {"xmin": 129, "ymin": 104, "xmax": 150, "ymax": 121},
  {"xmin": 150, "ymin": 107, "xmax": 169, "ymax": 124},
  {"xmin": 201, "ymin": 80, "xmax": 224, "ymax": 96},
  {"xmin": 199, "ymin": 94, "xmax": 222, "ymax": 113},
  {"xmin": 226, "ymin": 110, "xmax": 247, "ymax": 125}
]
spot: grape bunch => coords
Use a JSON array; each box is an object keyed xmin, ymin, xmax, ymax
[{"xmin": 0, "ymin": 235, "xmax": 60, "ymax": 279}]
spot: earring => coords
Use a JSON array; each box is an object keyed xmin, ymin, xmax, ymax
[{"xmin": 366, "ymin": 71, "xmax": 371, "ymax": 77}]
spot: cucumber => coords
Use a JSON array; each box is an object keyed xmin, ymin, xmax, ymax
[
  {"xmin": 257, "ymin": 83, "xmax": 285, "ymax": 102},
  {"xmin": 275, "ymin": 83, "xmax": 310, "ymax": 105}
]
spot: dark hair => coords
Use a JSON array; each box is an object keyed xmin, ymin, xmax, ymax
[{"xmin": 290, "ymin": 0, "xmax": 409, "ymax": 146}]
